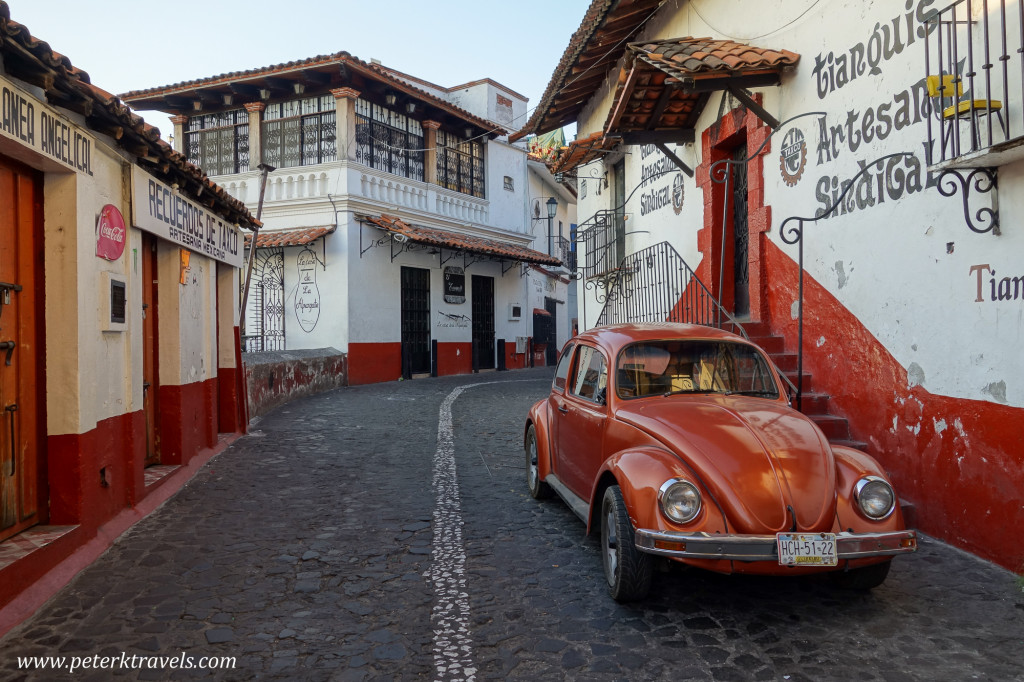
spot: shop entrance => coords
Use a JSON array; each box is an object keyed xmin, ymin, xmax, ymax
[
  {"xmin": 141, "ymin": 233, "xmax": 161, "ymax": 466},
  {"xmin": 0, "ymin": 156, "xmax": 44, "ymax": 542},
  {"xmin": 401, "ymin": 266, "xmax": 431, "ymax": 375},
  {"xmin": 471, "ymin": 275, "xmax": 495, "ymax": 370}
]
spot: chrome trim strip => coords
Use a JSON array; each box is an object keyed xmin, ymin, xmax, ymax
[{"xmin": 634, "ymin": 529, "xmax": 918, "ymax": 561}]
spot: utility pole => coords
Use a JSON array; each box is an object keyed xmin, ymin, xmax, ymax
[{"xmin": 240, "ymin": 163, "xmax": 275, "ymax": 332}]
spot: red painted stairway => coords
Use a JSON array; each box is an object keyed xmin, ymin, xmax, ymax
[{"xmin": 742, "ymin": 321, "xmax": 867, "ymax": 451}]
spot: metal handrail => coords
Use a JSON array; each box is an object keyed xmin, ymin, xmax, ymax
[{"xmin": 592, "ymin": 241, "xmax": 800, "ymax": 401}]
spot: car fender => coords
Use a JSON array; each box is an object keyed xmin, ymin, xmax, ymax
[
  {"xmin": 831, "ymin": 444, "xmax": 907, "ymax": 531},
  {"xmin": 588, "ymin": 446, "xmax": 726, "ymax": 535},
  {"xmin": 525, "ymin": 399, "xmax": 554, "ymax": 482}
]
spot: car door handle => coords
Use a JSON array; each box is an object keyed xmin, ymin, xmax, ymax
[{"xmin": 557, "ymin": 405, "xmax": 568, "ymax": 414}]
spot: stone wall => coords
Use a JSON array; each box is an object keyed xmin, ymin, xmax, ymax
[{"xmin": 243, "ymin": 348, "xmax": 347, "ymax": 419}]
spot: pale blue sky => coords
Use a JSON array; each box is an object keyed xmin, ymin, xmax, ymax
[{"xmin": 9, "ymin": 0, "xmax": 589, "ymax": 137}]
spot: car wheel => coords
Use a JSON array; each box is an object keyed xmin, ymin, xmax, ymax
[
  {"xmin": 601, "ymin": 485, "xmax": 652, "ymax": 602},
  {"xmin": 525, "ymin": 425, "xmax": 553, "ymax": 499},
  {"xmin": 830, "ymin": 560, "xmax": 891, "ymax": 589}
]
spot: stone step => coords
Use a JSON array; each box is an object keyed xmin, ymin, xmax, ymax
[
  {"xmin": 810, "ymin": 414, "xmax": 851, "ymax": 440},
  {"xmin": 750, "ymin": 335, "xmax": 786, "ymax": 353}
]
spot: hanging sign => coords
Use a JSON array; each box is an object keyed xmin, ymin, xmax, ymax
[
  {"xmin": 444, "ymin": 266, "xmax": 466, "ymax": 304},
  {"xmin": 131, "ymin": 168, "xmax": 244, "ymax": 268},
  {"xmin": 96, "ymin": 204, "xmax": 127, "ymax": 260}
]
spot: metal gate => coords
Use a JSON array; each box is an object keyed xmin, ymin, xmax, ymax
[
  {"xmin": 401, "ymin": 267, "xmax": 431, "ymax": 375},
  {"xmin": 471, "ymin": 275, "xmax": 495, "ymax": 370},
  {"xmin": 731, "ymin": 146, "xmax": 750, "ymax": 317},
  {"xmin": 245, "ymin": 248, "xmax": 285, "ymax": 352}
]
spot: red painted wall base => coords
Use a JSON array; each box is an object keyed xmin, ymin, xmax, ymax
[
  {"xmin": 348, "ymin": 342, "xmax": 401, "ymax": 385},
  {"xmin": 437, "ymin": 342, "xmax": 472, "ymax": 376},
  {"xmin": 762, "ymin": 240, "xmax": 1024, "ymax": 572}
]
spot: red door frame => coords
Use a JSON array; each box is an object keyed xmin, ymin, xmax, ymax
[{"xmin": 696, "ymin": 101, "xmax": 773, "ymax": 322}]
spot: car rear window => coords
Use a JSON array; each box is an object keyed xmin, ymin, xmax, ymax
[{"xmin": 616, "ymin": 340, "xmax": 779, "ymax": 399}]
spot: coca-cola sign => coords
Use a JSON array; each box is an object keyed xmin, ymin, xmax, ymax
[{"xmin": 96, "ymin": 204, "xmax": 127, "ymax": 261}]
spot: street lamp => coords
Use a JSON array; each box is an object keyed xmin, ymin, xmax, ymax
[{"xmin": 546, "ymin": 196, "xmax": 558, "ymax": 257}]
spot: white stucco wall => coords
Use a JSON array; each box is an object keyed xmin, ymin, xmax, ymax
[{"xmin": 571, "ymin": 0, "xmax": 1024, "ymax": 407}]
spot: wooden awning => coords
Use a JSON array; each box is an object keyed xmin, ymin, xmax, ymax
[{"xmin": 604, "ymin": 37, "xmax": 801, "ymax": 144}]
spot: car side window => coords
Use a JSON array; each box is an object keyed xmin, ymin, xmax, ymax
[
  {"xmin": 553, "ymin": 344, "xmax": 575, "ymax": 391},
  {"xmin": 569, "ymin": 345, "xmax": 608, "ymax": 403}
]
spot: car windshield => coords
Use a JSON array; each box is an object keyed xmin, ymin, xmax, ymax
[{"xmin": 615, "ymin": 340, "xmax": 780, "ymax": 400}]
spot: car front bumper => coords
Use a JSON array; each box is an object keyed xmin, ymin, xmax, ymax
[{"xmin": 634, "ymin": 529, "xmax": 917, "ymax": 562}]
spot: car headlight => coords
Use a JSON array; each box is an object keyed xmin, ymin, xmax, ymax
[
  {"xmin": 659, "ymin": 479, "xmax": 702, "ymax": 524},
  {"xmin": 854, "ymin": 476, "xmax": 896, "ymax": 519}
]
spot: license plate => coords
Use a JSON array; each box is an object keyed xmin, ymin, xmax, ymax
[{"xmin": 776, "ymin": 533, "xmax": 838, "ymax": 566}]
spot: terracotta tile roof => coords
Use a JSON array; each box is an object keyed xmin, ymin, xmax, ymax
[
  {"xmin": 549, "ymin": 131, "xmax": 621, "ymax": 174},
  {"xmin": 631, "ymin": 37, "xmax": 800, "ymax": 80},
  {"xmin": 604, "ymin": 37, "xmax": 800, "ymax": 137},
  {"xmin": 510, "ymin": 0, "xmax": 665, "ymax": 142},
  {"xmin": 244, "ymin": 225, "xmax": 335, "ymax": 249},
  {"xmin": 0, "ymin": 2, "xmax": 257, "ymax": 229},
  {"xmin": 359, "ymin": 214, "xmax": 562, "ymax": 267},
  {"xmin": 119, "ymin": 53, "xmax": 505, "ymax": 137}
]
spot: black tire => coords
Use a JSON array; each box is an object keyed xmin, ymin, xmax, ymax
[
  {"xmin": 525, "ymin": 425, "xmax": 553, "ymax": 499},
  {"xmin": 830, "ymin": 560, "xmax": 892, "ymax": 589},
  {"xmin": 600, "ymin": 485, "xmax": 653, "ymax": 602}
]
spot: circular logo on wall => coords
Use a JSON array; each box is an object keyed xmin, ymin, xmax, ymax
[
  {"xmin": 671, "ymin": 172, "xmax": 685, "ymax": 215},
  {"xmin": 780, "ymin": 128, "xmax": 807, "ymax": 187}
]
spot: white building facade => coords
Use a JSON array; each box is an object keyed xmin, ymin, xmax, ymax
[
  {"xmin": 516, "ymin": 0, "xmax": 1024, "ymax": 572},
  {"xmin": 123, "ymin": 57, "xmax": 563, "ymax": 384}
]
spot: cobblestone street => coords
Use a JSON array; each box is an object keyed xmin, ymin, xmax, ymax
[{"xmin": 2, "ymin": 369, "xmax": 1022, "ymax": 681}]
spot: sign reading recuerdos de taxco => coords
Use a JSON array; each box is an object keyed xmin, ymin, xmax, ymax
[
  {"xmin": 131, "ymin": 168, "xmax": 243, "ymax": 268},
  {"xmin": 0, "ymin": 73, "xmax": 93, "ymax": 175}
]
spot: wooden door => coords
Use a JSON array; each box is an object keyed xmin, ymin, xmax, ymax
[
  {"xmin": 0, "ymin": 156, "xmax": 44, "ymax": 542},
  {"xmin": 401, "ymin": 266, "xmax": 431, "ymax": 375},
  {"xmin": 141, "ymin": 233, "xmax": 161, "ymax": 466}
]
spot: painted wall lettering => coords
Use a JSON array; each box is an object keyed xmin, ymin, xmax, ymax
[
  {"xmin": 295, "ymin": 248, "xmax": 321, "ymax": 332},
  {"xmin": 813, "ymin": 146, "xmax": 940, "ymax": 219},
  {"xmin": 970, "ymin": 264, "xmax": 1024, "ymax": 302},
  {"xmin": 639, "ymin": 145, "xmax": 680, "ymax": 217},
  {"xmin": 816, "ymin": 77, "xmax": 931, "ymax": 165},
  {"xmin": 812, "ymin": 0, "xmax": 938, "ymax": 100}
]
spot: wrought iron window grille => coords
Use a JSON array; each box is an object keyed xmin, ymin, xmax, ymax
[
  {"xmin": 354, "ymin": 98, "xmax": 425, "ymax": 181},
  {"xmin": 262, "ymin": 95, "xmax": 337, "ymax": 169},
  {"xmin": 436, "ymin": 130, "xmax": 485, "ymax": 198},
  {"xmin": 185, "ymin": 109, "xmax": 250, "ymax": 175}
]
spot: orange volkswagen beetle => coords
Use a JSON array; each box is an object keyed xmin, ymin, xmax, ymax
[{"xmin": 524, "ymin": 323, "xmax": 917, "ymax": 601}]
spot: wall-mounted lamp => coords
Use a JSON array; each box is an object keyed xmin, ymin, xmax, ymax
[
  {"xmin": 546, "ymin": 196, "xmax": 558, "ymax": 257},
  {"xmin": 385, "ymin": 91, "xmax": 397, "ymax": 106},
  {"xmin": 464, "ymin": 126, "xmax": 474, "ymax": 139},
  {"xmin": 222, "ymin": 94, "xmax": 234, "ymax": 106},
  {"xmin": 405, "ymin": 102, "xmax": 417, "ymax": 114},
  {"xmin": 293, "ymin": 82, "xmax": 306, "ymax": 95},
  {"xmin": 191, "ymin": 100, "xmax": 202, "ymax": 111},
  {"xmin": 259, "ymin": 88, "xmax": 271, "ymax": 100}
]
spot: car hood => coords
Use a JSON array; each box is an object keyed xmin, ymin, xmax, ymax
[{"xmin": 616, "ymin": 396, "xmax": 836, "ymax": 533}]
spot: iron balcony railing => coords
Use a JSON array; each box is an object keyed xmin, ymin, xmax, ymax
[
  {"xmin": 924, "ymin": 0, "xmax": 1024, "ymax": 163},
  {"xmin": 554, "ymin": 235, "xmax": 576, "ymax": 273},
  {"xmin": 575, "ymin": 209, "xmax": 624, "ymax": 277}
]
